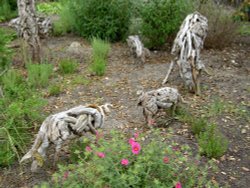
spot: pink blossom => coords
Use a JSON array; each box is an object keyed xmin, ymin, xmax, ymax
[
  {"xmin": 97, "ymin": 152, "xmax": 105, "ymax": 158},
  {"xmin": 175, "ymin": 182, "xmax": 182, "ymax": 188},
  {"xmin": 129, "ymin": 138, "xmax": 136, "ymax": 145},
  {"xmin": 63, "ymin": 171, "xmax": 69, "ymax": 180},
  {"xmin": 85, "ymin": 146, "xmax": 92, "ymax": 152},
  {"xmin": 121, "ymin": 159, "xmax": 129, "ymax": 166},
  {"xmin": 131, "ymin": 142, "xmax": 141, "ymax": 155},
  {"xmin": 134, "ymin": 132, "xmax": 139, "ymax": 139},
  {"xmin": 148, "ymin": 119, "xmax": 156, "ymax": 126},
  {"xmin": 163, "ymin": 156, "xmax": 169, "ymax": 164}
]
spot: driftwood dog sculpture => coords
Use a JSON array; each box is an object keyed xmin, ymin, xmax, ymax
[
  {"xmin": 126, "ymin": 35, "xmax": 150, "ymax": 65},
  {"xmin": 137, "ymin": 87, "xmax": 186, "ymax": 126},
  {"xmin": 20, "ymin": 103, "xmax": 112, "ymax": 172},
  {"xmin": 162, "ymin": 12, "xmax": 208, "ymax": 95}
]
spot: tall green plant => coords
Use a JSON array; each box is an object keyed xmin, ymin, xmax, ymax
[
  {"xmin": 67, "ymin": 0, "xmax": 132, "ymax": 41},
  {"xmin": 0, "ymin": 28, "xmax": 12, "ymax": 72},
  {"xmin": 139, "ymin": 0, "xmax": 194, "ymax": 49}
]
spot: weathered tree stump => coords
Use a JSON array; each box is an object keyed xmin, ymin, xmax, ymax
[
  {"xmin": 20, "ymin": 103, "xmax": 112, "ymax": 172},
  {"xmin": 17, "ymin": 0, "xmax": 41, "ymax": 63},
  {"xmin": 162, "ymin": 12, "xmax": 208, "ymax": 95}
]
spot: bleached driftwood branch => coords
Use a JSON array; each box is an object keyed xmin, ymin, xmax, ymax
[
  {"xmin": 137, "ymin": 87, "xmax": 186, "ymax": 126},
  {"xmin": 162, "ymin": 12, "xmax": 208, "ymax": 95},
  {"xmin": 9, "ymin": 16, "xmax": 52, "ymax": 38},
  {"xmin": 20, "ymin": 103, "xmax": 112, "ymax": 172},
  {"xmin": 127, "ymin": 35, "xmax": 150, "ymax": 65}
]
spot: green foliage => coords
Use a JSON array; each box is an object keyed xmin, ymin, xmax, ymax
[
  {"xmin": 238, "ymin": 23, "xmax": 250, "ymax": 35},
  {"xmin": 66, "ymin": 0, "xmax": 132, "ymax": 41},
  {"xmin": 48, "ymin": 84, "xmax": 61, "ymax": 96},
  {"xmin": 37, "ymin": 2, "xmax": 61, "ymax": 15},
  {"xmin": 71, "ymin": 75, "xmax": 90, "ymax": 85},
  {"xmin": 90, "ymin": 38, "xmax": 110, "ymax": 76},
  {"xmin": 0, "ymin": 0, "xmax": 17, "ymax": 22},
  {"xmin": 198, "ymin": 0, "xmax": 240, "ymax": 49},
  {"xmin": 139, "ymin": 0, "xmax": 194, "ymax": 49},
  {"xmin": 59, "ymin": 59, "xmax": 78, "ymax": 74},
  {"xmin": 198, "ymin": 124, "xmax": 228, "ymax": 158},
  {"xmin": 191, "ymin": 118, "xmax": 207, "ymax": 136},
  {"xmin": 47, "ymin": 130, "xmax": 218, "ymax": 188},
  {"xmin": 0, "ymin": 28, "xmax": 12, "ymax": 72},
  {"xmin": 0, "ymin": 69, "xmax": 46, "ymax": 166},
  {"xmin": 27, "ymin": 63, "xmax": 53, "ymax": 88}
]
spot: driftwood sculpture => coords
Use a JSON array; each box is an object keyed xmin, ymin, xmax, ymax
[
  {"xmin": 9, "ymin": 16, "xmax": 52, "ymax": 38},
  {"xmin": 20, "ymin": 103, "xmax": 112, "ymax": 172},
  {"xmin": 17, "ymin": 0, "xmax": 41, "ymax": 63},
  {"xmin": 162, "ymin": 12, "xmax": 208, "ymax": 95},
  {"xmin": 137, "ymin": 87, "xmax": 186, "ymax": 126},
  {"xmin": 126, "ymin": 35, "xmax": 150, "ymax": 65}
]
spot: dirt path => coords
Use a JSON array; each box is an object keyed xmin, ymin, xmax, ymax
[{"xmin": 1, "ymin": 35, "xmax": 249, "ymax": 188}]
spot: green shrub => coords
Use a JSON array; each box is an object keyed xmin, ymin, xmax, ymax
[
  {"xmin": 198, "ymin": 0, "xmax": 240, "ymax": 49},
  {"xmin": 0, "ymin": 28, "xmax": 12, "ymax": 72},
  {"xmin": 90, "ymin": 38, "xmax": 110, "ymax": 76},
  {"xmin": 0, "ymin": 69, "xmax": 46, "ymax": 166},
  {"xmin": 27, "ymin": 63, "xmax": 53, "ymax": 88},
  {"xmin": 67, "ymin": 0, "xmax": 132, "ymax": 41},
  {"xmin": 0, "ymin": 0, "xmax": 17, "ymax": 22},
  {"xmin": 139, "ymin": 0, "xmax": 194, "ymax": 49},
  {"xmin": 48, "ymin": 84, "xmax": 61, "ymax": 96},
  {"xmin": 37, "ymin": 2, "xmax": 61, "ymax": 15},
  {"xmin": 47, "ymin": 130, "xmax": 218, "ymax": 187},
  {"xmin": 59, "ymin": 59, "xmax": 78, "ymax": 74},
  {"xmin": 198, "ymin": 124, "xmax": 228, "ymax": 158},
  {"xmin": 191, "ymin": 118, "xmax": 207, "ymax": 136}
]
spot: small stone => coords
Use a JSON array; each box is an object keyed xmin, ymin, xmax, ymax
[
  {"xmin": 221, "ymin": 172, "xmax": 227, "ymax": 175},
  {"xmin": 242, "ymin": 167, "xmax": 250, "ymax": 172},
  {"xmin": 241, "ymin": 129, "xmax": 247, "ymax": 134}
]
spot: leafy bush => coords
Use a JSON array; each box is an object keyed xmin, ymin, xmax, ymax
[
  {"xmin": 0, "ymin": 69, "xmax": 46, "ymax": 166},
  {"xmin": 59, "ymin": 59, "xmax": 78, "ymax": 74},
  {"xmin": 27, "ymin": 63, "xmax": 53, "ymax": 88},
  {"xmin": 37, "ymin": 2, "xmax": 61, "ymax": 15},
  {"xmin": 139, "ymin": 0, "xmax": 194, "ymax": 49},
  {"xmin": 66, "ymin": 0, "xmax": 132, "ymax": 41},
  {"xmin": 47, "ymin": 130, "xmax": 218, "ymax": 187},
  {"xmin": 90, "ymin": 38, "xmax": 110, "ymax": 76},
  {"xmin": 0, "ymin": 28, "xmax": 12, "ymax": 72},
  {"xmin": 198, "ymin": 124, "xmax": 228, "ymax": 158},
  {"xmin": 198, "ymin": 0, "xmax": 240, "ymax": 49},
  {"xmin": 0, "ymin": 0, "xmax": 17, "ymax": 22},
  {"xmin": 191, "ymin": 118, "xmax": 207, "ymax": 136}
]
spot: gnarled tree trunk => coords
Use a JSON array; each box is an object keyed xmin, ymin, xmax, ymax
[{"xmin": 17, "ymin": 0, "xmax": 41, "ymax": 63}]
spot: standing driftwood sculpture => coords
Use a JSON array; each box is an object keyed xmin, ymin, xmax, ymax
[
  {"xmin": 162, "ymin": 12, "xmax": 208, "ymax": 95},
  {"xmin": 127, "ymin": 35, "xmax": 150, "ymax": 65},
  {"xmin": 137, "ymin": 87, "xmax": 186, "ymax": 126},
  {"xmin": 17, "ymin": 0, "xmax": 41, "ymax": 63},
  {"xmin": 20, "ymin": 103, "xmax": 112, "ymax": 172}
]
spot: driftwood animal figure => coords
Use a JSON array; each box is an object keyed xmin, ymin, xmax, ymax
[
  {"xmin": 126, "ymin": 35, "xmax": 150, "ymax": 65},
  {"xmin": 162, "ymin": 12, "xmax": 208, "ymax": 95},
  {"xmin": 17, "ymin": 0, "xmax": 41, "ymax": 63},
  {"xmin": 20, "ymin": 103, "xmax": 112, "ymax": 172},
  {"xmin": 137, "ymin": 87, "xmax": 186, "ymax": 126},
  {"xmin": 9, "ymin": 16, "xmax": 52, "ymax": 38}
]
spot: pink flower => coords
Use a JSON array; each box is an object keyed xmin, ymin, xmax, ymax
[
  {"xmin": 134, "ymin": 132, "xmax": 139, "ymax": 139},
  {"xmin": 97, "ymin": 152, "xmax": 105, "ymax": 158},
  {"xmin": 131, "ymin": 142, "xmax": 141, "ymax": 155},
  {"xmin": 163, "ymin": 156, "xmax": 169, "ymax": 163},
  {"xmin": 148, "ymin": 119, "xmax": 156, "ymax": 126},
  {"xmin": 121, "ymin": 159, "xmax": 129, "ymax": 166},
  {"xmin": 85, "ymin": 146, "xmax": 92, "ymax": 152},
  {"xmin": 129, "ymin": 138, "xmax": 136, "ymax": 145},
  {"xmin": 175, "ymin": 182, "xmax": 182, "ymax": 188},
  {"xmin": 63, "ymin": 171, "xmax": 69, "ymax": 180}
]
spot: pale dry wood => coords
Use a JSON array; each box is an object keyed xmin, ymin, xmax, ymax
[
  {"xmin": 127, "ymin": 35, "xmax": 150, "ymax": 65},
  {"xmin": 162, "ymin": 12, "xmax": 208, "ymax": 95},
  {"xmin": 20, "ymin": 103, "xmax": 112, "ymax": 172},
  {"xmin": 137, "ymin": 87, "xmax": 186, "ymax": 126},
  {"xmin": 17, "ymin": 0, "xmax": 41, "ymax": 63}
]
